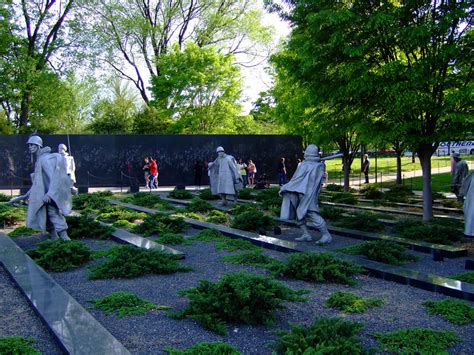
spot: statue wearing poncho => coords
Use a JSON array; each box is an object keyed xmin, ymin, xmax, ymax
[{"xmin": 209, "ymin": 146, "xmax": 242, "ymax": 206}]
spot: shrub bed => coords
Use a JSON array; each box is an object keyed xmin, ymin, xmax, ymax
[
  {"xmin": 0, "ymin": 336, "xmax": 39, "ymax": 355},
  {"xmin": 186, "ymin": 198, "xmax": 213, "ymax": 213},
  {"xmin": 231, "ymin": 210, "xmax": 274, "ymax": 231},
  {"xmin": 330, "ymin": 192, "xmax": 358, "ymax": 205},
  {"xmin": 97, "ymin": 209, "xmax": 147, "ymax": 223},
  {"xmin": 165, "ymin": 342, "xmax": 239, "ymax": 355},
  {"xmin": 206, "ymin": 209, "xmax": 228, "ymax": 224},
  {"xmin": 133, "ymin": 213, "xmax": 186, "ymax": 236},
  {"xmin": 72, "ymin": 193, "xmax": 110, "ymax": 212},
  {"xmin": 28, "ymin": 240, "xmax": 91, "ymax": 272},
  {"xmin": 8, "ymin": 226, "xmax": 40, "ymax": 237},
  {"xmin": 451, "ymin": 272, "xmax": 474, "ymax": 284},
  {"xmin": 333, "ymin": 212, "xmax": 385, "ymax": 232},
  {"xmin": 393, "ymin": 220, "xmax": 463, "ymax": 245},
  {"xmin": 155, "ymin": 232, "xmax": 189, "ymax": 245},
  {"xmin": 0, "ymin": 204, "xmax": 25, "ymax": 226},
  {"xmin": 423, "ymin": 299, "xmax": 474, "ymax": 325},
  {"xmin": 121, "ymin": 192, "xmax": 173, "ymax": 210},
  {"xmin": 339, "ymin": 240, "xmax": 418, "ymax": 265},
  {"xmin": 325, "ymin": 291, "xmax": 383, "ymax": 313},
  {"xmin": 168, "ymin": 188, "xmax": 193, "ymax": 200},
  {"xmin": 66, "ymin": 215, "xmax": 114, "ymax": 240},
  {"xmin": 198, "ymin": 188, "xmax": 220, "ymax": 200},
  {"xmin": 238, "ymin": 188, "xmax": 255, "ymax": 200},
  {"xmin": 222, "ymin": 250, "xmax": 275, "ymax": 267}
]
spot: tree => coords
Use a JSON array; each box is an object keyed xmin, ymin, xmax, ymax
[
  {"xmin": 150, "ymin": 43, "xmax": 244, "ymax": 133},
  {"xmin": 269, "ymin": 0, "xmax": 473, "ymax": 219},
  {"xmin": 79, "ymin": 0, "xmax": 273, "ymax": 104}
]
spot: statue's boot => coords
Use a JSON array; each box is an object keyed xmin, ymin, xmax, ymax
[
  {"xmin": 218, "ymin": 195, "xmax": 228, "ymax": 206},
  {"xmin": 295, "ymin": 225, "xmax": 313, "ymax": 242},
  {"xmin": 315, "ymin": 226, "xmax": 332, "ymax": 245},
  {"xmin": 58, "ymin": 230, "xmax": 71, "ymax": 241},
  {"xmin": 49, "ymin": 229, "xmax": 59, "ymax": 240}
]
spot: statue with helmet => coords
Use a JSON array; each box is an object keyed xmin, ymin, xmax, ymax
[
  {"xmin": 279, "ymin": 144, "xmax": 342, "ymax": 245},
  {"xmin": 208, "ymin": 146, "xmax": 243, "ymax": 206},
  {"xmin": 9, "ymin": 136, "xmax": 72, "ymax": 240}
]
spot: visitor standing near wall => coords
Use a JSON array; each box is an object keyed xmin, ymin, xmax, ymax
[
  {"xmin": 247, "ymin": 160, "xmax": 256, "ymax": 186},
  {"xmin": 237, "ymin": 158, "xmax": 248, "ymax": 187},
  {"xmin": 277, "ymin": 157, "xmax": 287, "ymax": 186},
  {"xmin": 362, "ymin": 154, "xmax": 370, "ymax": 184},
  {"xmin": 451, "ymin": 153, "xmax": 469, "ymax": 200},
  {"xmin": 149, "ymin": 157, "xmax": 158, "ymax": 189},
  {"xmin": 143, "ymin": 157, "xmax": 150, "ymax": 188},
  {"xmin": 193, "ymin": 160, "xmax": 203, "ymax": 187}
]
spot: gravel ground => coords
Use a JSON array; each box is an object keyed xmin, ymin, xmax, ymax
[
  {"xmin": 0, "ymin": 267, "xmax": 64, "ymax": 354},
  {"xmin": 14, "ymin": 226, "xmax": 474, "ymax": 355}
]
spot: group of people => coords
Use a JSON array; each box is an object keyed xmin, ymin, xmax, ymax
[{"xmin": 142, "ymin": 157, "xmax": 158, "ymax": 189}]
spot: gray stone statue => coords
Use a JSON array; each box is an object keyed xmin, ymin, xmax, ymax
[
  {"xmin": 9, "ymin": 136, "xmax": 72, "ymax": 240},
  {"xmin": 58, "ymin": 143, "xmax": 78, "ymax": 195},
  {"xmin": 208, "ymin": 146, "xmax": 243, "ymax": 206},
  {"xmin": 459, "ymin": 171, "xmax": 473, "ymax": 238},
  {"xmin": 279, "ymin": 144, "xmax": 342, "ymax": 245},
  {"xmin": 451, "ymin": 153, "xmax": 469, "ymax": 200}
]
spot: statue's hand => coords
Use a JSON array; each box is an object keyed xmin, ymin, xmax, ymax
[
  {"xmin": 43, "ymin": 194, "xmax": 51, "ymax": 204},
  {"xmin": 9, "ymin": 195, "xmax": 26, "ymax": 207}
]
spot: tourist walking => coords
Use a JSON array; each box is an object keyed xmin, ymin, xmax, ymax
[
  {"xmin": 149, "ymin": 157, "xmax": 158, "ymax": 189},
  {"xmin": 142, "ymin": 157, "xmax": 150, "ymax": 188},
  {"xmin": 277, "ymin": 157, "xmax": 287, "ymax": 186},
  {"xmin": 362, "ymin": 154, "xmax": 370, "ymax": 184},
  {"xmin": 237, "ymin": 158, "xmax": 248, "ymax": 187},
  {"xmin": 247, "ymin": 160, "xmax": 257, "ymax": 186}
]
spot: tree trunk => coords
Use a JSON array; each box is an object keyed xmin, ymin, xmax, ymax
[
  {"xmin": 343, "ymin": 155, "xmax": 351, "ymax": 192},
  {"xmin": 396, "ymin": 152, "xmax": 402, "ymax": 184},
  {"xmin": 417, "ymin": 148, "xmax": 434, "ymax": 221},
  {"xmin": 19, "ymin": 91, "xmax": 31, "ymax": 128}
]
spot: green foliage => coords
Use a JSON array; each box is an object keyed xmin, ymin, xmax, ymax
[
  {"xmin": 198, "ymin": 188, "xmax": 220, "ymax": 200},
  {"xmin": 326, "ymin": 292, "xmax": 383, "ymax": 313},
  {"xmin": 189, "ymin": 228, "xmax": 224, "ymax": 242},
  {"xmin": 0, "ymin": 336, "xmax": 39, "ymax": 355},
  {"xmin": 88, "ymin": 245, "xmax": 192, "ymax": 279},
  {"xmin": 230, "ymin": 203, "xmax": 259, "ymax": 216},
  {"xmin": 361, "ymin": 186, "xmax": 385, "ymax": 200},
  {"xmin": 231, "ymin": 210, "xmax": 274, "ymax": 231},
  {"xmin": 0, "ymin": 193, "xmax": 10, "ymax": 202},
  {"xmin": 0, "ymin": 204, "xmax": 26, "ymax": 225},
  {"xmin": 66, "ymin": 215, "xmax": 114, "ymax": 240},
  {"xmin": 8, "ymin": 226, "xmax": 39, "ymax": 237},
  {"xmin": 394, "ymin": 220, "xmax": 463, "ymax": 245},
  {"xmin": 331, "ymin": 192, "xmax": 358, "ymax": 205},
  {"xmin": 268, "ymin": 253, "xmax": 363, "ymax": 286},
  {"xmin": 238, "ymin": 188, "xmax": 255, "ymax": 200},
  {"xmin": 255, "ymin": 187, "xmax": 282, "ymax": 209},
  {"xmin": 91, "ymin": 291, "xmax": 169, "ymax": 318},
  {"xmin": 168, "ymin": 188, "xmax": 193, "ymax": 200},
  {"xmin": 189, "ymin": 228, "xmax": 259, "ymax": 252},
  {"xmin": 133, "ymin": 213, "xmax": 186, "ymax": 237},
  {"xmin": 165, "ymin": 342, "xmax": 239, "ymax": 355},
  {"xmin": 222, "ymin": 250, "xmax": 275, "ymax": 267},
  {"xmin": 325, "ymin": 184, "xmax": 345, "ymax": 192},
  {"xmin": 273, "ymin": 317, "xmax": 365, "ymax": 354},
  {"xmin": 319, "ymin": 206, "xmax": 345, "ymax": 221},
  {"xmin": 333, "ymin": 212, "xmax": 385, "ymax": 232},
  {"xmin": 186, "ymin": 198, "xmax": 213, "ymax": 213},
  {"xmin": 373, "ymin": 328, "xmax": 461, "ymax": 354},
  {"xmin": 172, "ymin": 271, "xmax": 306, "ymax": 335},
  {"xmin": 112, "ymin": 220, "xmax": 136, "ymax": 230},
  {"xmin": 423, "ymin": 299, "xmax": 474, "ymax": 325},
  {"xmin": 73, "ymin": 193, "xmax": 110, "ymax": 212},
  {"xmin": 206, "ymin": 209, "xmax": 228, "ymax": 224},
  {"xmin": 451, "ymin": 272, "xmax": 474, "ymax": 284},
  {"xmin": 121, "ymin": 192, "xmax": 174, "ymax": 210},
  {"xmin": 339, "ymin": 241, "xmax": 418, "ymax": 265},
  {"xmin": 156, "ymin": 232, "xmax": 189, "ymax": 245},
  {"xmin": 28, "ymin": 240, "xmax": 91, "ymax": 272},
  {"xmin": 97, "ymin": 209, "xmax": 147, "ymax": 223}
]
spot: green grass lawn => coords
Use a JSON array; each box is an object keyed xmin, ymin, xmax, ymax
[{"xmin": 374, "ymin": 172, "xmax": 452, "ymax": 193}]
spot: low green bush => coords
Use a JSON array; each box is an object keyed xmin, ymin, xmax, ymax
[
  {"xmin": 0, "ymin": 193, "xmax": 10, "ymax": 202},
  {"xmin": 97, "ymin": 209, "xmax": 147, "ymax": 223},
  {"xmin": 268, "ymin": 252, "xmax": 363, "ymax": 286},
  {"xmin": 206, "ymin": 209, "xmax": 228, "ymax": 224},
  {"xmin": 0, "ymin": 336, "xmax": 39, "ymax": 355},
  {"xmin": 0, "ymin": 204, "xmax": 25, "ymax": 226},
  {"xmin": 198, "ymin": 188, "xmax": 220, "ymax": 200},
  {"xmin": 122, "ymin": 192, "xmax": 174, "ymax": 210},
  {"xmin": 222, "ymin": 250, "xmax": 275, "ymax": 267},
  {"xmin": 112, "ymin": 219, "xmax": 136, "ymax": 230},
  {"xmin": 91, "ymin": 291, "xmax": 169, "ymax": 318},
  {"xmin": 373, "ymin": 328, "xmax": 461, "ymax": 354},
  {"xmin": 325, "ymin": 184, "xmax": 345, "ymax": 192},
  {"xmin": 133, "ymin": 213, "xmax": 186, "ymax": 236},
  {"xmin": 28, "ymin": 240, "xmax": 91, "ymax": 272},
  {"xmin": 165, "ymin": 342, "xmax": 239, "ymax": 355},
  {"xmin": 273, "ymin": 317, "xmax": 365, "ymax": 354},
  {"xmin": 156, "ymin": 232, "xmax": 189, "ymax": 245},
  {"xmin": 331, "ymin": 192, "xmax": 358, "ymax": 205},
  {"xmin": 73, "ymin": 193, "xmax": 110, "ymax": 212},
  {"xmin": 441, "ymin": 199, "xmax": 462, "ymax": 208},
  {"xmin": 339, "ymin": 240, "xmax": 418, "ymax": 265},
  {"xmin": 172, "ymin": 271, "xmax": 307, "ymax": 335},
  {"xmin": 168, "ymin": 188, "xmax": 193, "ymax": 200},
  {"xmin": 393, "ymin": 220, "xmax": 462, "ymax": 245},
  {"xmin": 66, "ymin": 215, "xmax": 114, "ymax": 239},
  {"xmin": 361, "ymin": 185, "xmax": 385, "ymax": 200},
  {"xmin": 451, "ymin": 272, "xmax": 474, "ymax": 284},
  {"xmin": 230, "ymin": 203, "xmax": 259, "ymax": 216},
  {"xmin": 189, "ymin": 228, "xmax": 224, "ymax": 242},
  {"xmin": 333, "ymin": 212, "xmax": 385, "ymax": 232},
  {"xmin": 179, "ymin": 211, "xmax": 206, "ymax": 221},
  {"xmin": 186, "ymin": 198, "xmax": 213, "ymax": 213},
  {"xmin": 238, "ymin": 188, "xmax": 255, "ymax": 200},
  {"xmin": 326, "ymin": 291, "xmax": 383, "ymax": 313},
  {"xmin": 231, "ymin": 210, "xmax": 273, "ymax": 231},
  {"xmin": 189, "ymin": 229, "xmax": 259, "ymax": 252},
  {"xmin": 384, "ymin": 185, "xmax": 414, "ymax": 203},
  {"xmin": 8, "ymin": 226, "xmax": 40, "ymax": 237},
  {"xmin": 255, "ymin": 187, "xmax": 282, "ymax": 209},
  {"xmin": 319, "ymin": 206, "xmax": 345, "ymax": 221},
  {"xmin": 88, "ymin": 245, "xmax": 191, "ymax": 279},
  {"xmin": 423, "ymin": 299, "xmax": 474, "ymax": 325}
]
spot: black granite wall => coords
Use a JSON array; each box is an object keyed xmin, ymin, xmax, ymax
[{"xmin": 0, "ymin": 135, "xmax": 303, "ymax": 188}]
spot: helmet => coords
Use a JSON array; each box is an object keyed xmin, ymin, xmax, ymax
[
  {"xmin": 304, "ymin": 144, "xmax": 319, "ymax": 157},
  {"xmin": 27, "ymin": 136, "xmax": 43, "ymax": 147},
  {"xmin": 216, "ymin": 146, "xmax": 225, "ymax": 153},
  {"xmin": 58, "ymin": 143, "xmax": 67, "ymax": 152}
]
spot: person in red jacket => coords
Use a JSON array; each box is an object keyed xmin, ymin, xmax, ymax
[{"xmin": 149, "ymin": 157, "xmax": 158, "ymax": 189}]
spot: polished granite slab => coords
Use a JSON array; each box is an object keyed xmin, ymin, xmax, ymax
[
  {"xmin": 110, "ymin": 200, "xmax": 474, "ymax": 300},
  {"xmin": 0, "ymin": 233, "xmax": 130, "ymax": 355}
]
